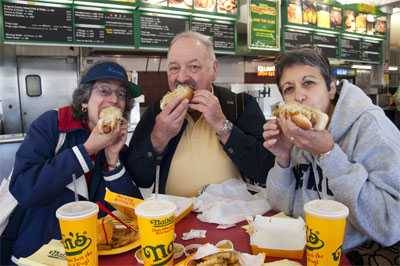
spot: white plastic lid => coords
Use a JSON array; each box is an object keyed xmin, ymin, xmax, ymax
[
  {"xmin": 304, "ymin": 199, "xmax": 349, "ymax": 219},
  {"xmin": 56, "ymin": 201, "xmax": 98, "ymax": 220},
  {"xmin": 135, "ymin": 199, "xmax": 176, "ymax": 218}
]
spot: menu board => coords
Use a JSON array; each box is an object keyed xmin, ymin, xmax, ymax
[
  {"xmin": 248, "ymin": 0, "xmax": 280, "ymax": 50},
  {"xmin": 216, "ymin": 0, "xmax": 238, "ymax": 15},
  {"xmin": 191, "ymin": 20, "xmax": 213, "ymax": 38},
  {"xmin": 284, "ymin": 30, "xmax": 312, "ymax": 51},
  {"xmin": 375, "ymin": 16, "xmax": 387, "ymax": 37},
  {"xmin": 361, "ymin": 40, "xmax": 381, "ymax": 62},
  {"xmin": 168, "ymin": 0, "xmax": 192, "ymax": 9},
  {"xmin": 302, "ymin": 0, "xmax": 317, "ymax": 26},
  {"xmin": 287, "ymin": 0, "xmax": 302, "ymax": 24},
  {"xmin": 213, "ymin": 22, "xmax": 235, "ymax": 52},
  {"xmin": 330, "ymin": 6, "xmax": 342, "ymax": 30},
  {"xmin": 139, "ymin": 14, "xmax": 188, "ymax": 48},
  {"xmin": 313, "ymin": 34, "xmax": 338, "ymax": 58},
  {"xmin": 3, "ymin": 2, "xmax": 73, "ymax": 43},
  {"xmin": 340, "ymin": 38, "xmax": 361, "ymax": 60},
  {"xmin": 74, "ymin": 8, "xmax": 133, "ymax": 46},
  {"xmin": 190, "ymin": 20, "xmax": 235, "ymax": 52},
  {"xmin": 316, "ymin": 3, "xmax": 330, "ymax": 28}
]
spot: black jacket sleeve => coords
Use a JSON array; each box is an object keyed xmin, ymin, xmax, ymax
[
  {"xmin": 126, "ymin": 106, "xmax": 159, "ymax": 188},
  {"xmin": 222, "ymin": 94, "xmax": 275, "ymax": 185}
]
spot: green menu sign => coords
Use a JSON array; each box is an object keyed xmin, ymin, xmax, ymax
[{"xmin": 248, "ymin": 0, "xmax": 280, "ymax": 50}]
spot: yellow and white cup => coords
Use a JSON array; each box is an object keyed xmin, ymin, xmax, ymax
[
  {"xmin": 304, "ymin": 199, "xmax": 349, "ymax": 266},
  {"xmin": 56, "ymin": 201, "xmax": 99, "ymax": 266},
  {"xmin": 135, "ymin": 199, "xmax": 177, "ymax": 266}
]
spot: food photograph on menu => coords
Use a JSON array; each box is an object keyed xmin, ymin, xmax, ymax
[
  {"xmin": 330, "ymin": 6, "xmax": 342, "ymax": 29},
  {"xmin": 194, "ymin": 0, "xmax": 216, "ymax": 12},
  {"xmin": 287, "ymin": 0, "xmax": 302, "ymax": 24},
  {"xmin": 217, "ymin": 0, "xmax": 237, "ymax": 15},
  {"xmin": 140, "ymin": 0, "xmax": 167, "ymax": 7},
  {"xmin": 168, "ymin": 0, "xmax": 192, "ymax": 9},
  {"xmin": 344, "ymin": 9, "xmax": 356, "ymax": 32},
  {"xmin": 366, "ymin": 14, "xmax": 375, "ymax": 35},
  {"xmin": 317, "ymin": 3, "xmax": 330, "ymax": 28},
  {"xmin": 355, "ymin": 13, "xmax": 366, "ymax": 34},
  {"xmin": 375, "ymin": 16, "xmax": 387, "ymax": 35},
  {"xmin": 302, "ymin": 0, "xmax": 317, "ymax": 25}
]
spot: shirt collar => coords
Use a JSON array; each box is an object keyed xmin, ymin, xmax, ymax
[{"xmin": 58, "ymin": 106, "xmax": 87, "ymax": 133}]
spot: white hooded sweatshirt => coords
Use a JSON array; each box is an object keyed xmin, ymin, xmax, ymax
[{"xmin": 266, "ymin": 80, "xmax": 400, "ymax": 250}]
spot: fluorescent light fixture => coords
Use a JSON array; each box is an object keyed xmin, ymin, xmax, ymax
[
  {"xmin": 388, "ymin": 66, "xmax": 399, "ymax": 71},
  {"xmin": 351, "ymin": 64, "xmax": 372, "ymax": 70}
]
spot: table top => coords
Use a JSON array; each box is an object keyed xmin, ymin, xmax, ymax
[{"xmin": 99, "ymin": 211, "xmax": 351, "ymax": 266}]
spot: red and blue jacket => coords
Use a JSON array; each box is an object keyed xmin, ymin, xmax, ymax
[{"xmin": 9, "ymin": 106, "xmax": 142, "ymax": 258}]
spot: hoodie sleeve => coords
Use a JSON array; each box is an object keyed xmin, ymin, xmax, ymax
[
  {"xmin": 10, "ymin": 111, "xmax": 94, "ymax": 208},
  {"xmin": 318, "ymin": 113, "xmax": 400, "ymax": 247},
  {"xmin": 266, "ymin": 160, "xmax": 297, "ymax": 214}
]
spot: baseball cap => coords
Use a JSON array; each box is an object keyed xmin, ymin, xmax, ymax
[{"xmin": 80, "ymin": 61, "xmax": 141, "ymax": 98}]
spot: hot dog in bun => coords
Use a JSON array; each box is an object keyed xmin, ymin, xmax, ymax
[
  {"xmin": 160, "ymin": 84, "xmax": 194, "ymax": 110},
  {"xmin": 98, "ymin": 106, "xmax": 123, "ymax": 134},
  {"xmin": 273, "ymin": 102, "xmax": 329, "ymax": 131}
]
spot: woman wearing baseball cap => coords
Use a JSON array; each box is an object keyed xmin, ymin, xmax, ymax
[{"xmin": 4, "ymin": 61, "xmax": 142, "ymax": 262}]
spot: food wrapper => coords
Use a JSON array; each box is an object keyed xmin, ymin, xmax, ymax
[
  {"xmin": 194, "ymin": 179, "xmax": 270, "ymax": 225},
  {"xmin": 181, "ymin": 229, "xmax": 207, "ymax": 240},
  {"xmin": 264, "ymin": 259, "xmax": 302, "ymax": 265},
  {"xmin": 105, "ymin": 188, "xmax": 143, "ymax": 219},
  {"xmin": 17, "ymin": 239, "xmax": 67, "ymax": 266},
  {"xmin": 179, "ymin": 242, "xmax": 265, "ymax": 266},
  {"xmin": 248, "ymin": 215, "xmax": 306, "ymax": 260},
  {"xmin": 105, "ymin": 189, "xmax": 193, "ymax": 222}
]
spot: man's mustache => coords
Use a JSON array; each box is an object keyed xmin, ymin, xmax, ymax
[{"xmin": 175, "ymin": 81, "xmax": 196, "ymax": 89}]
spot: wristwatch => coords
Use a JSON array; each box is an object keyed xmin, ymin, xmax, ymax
[{"xmin": 217, "ymin": 119, "xmax": 233, "ymax": 136}]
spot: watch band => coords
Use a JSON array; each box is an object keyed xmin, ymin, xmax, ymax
[{"xmin": 217, "ymin": 119, "xmax": 233, "ymax": 136}]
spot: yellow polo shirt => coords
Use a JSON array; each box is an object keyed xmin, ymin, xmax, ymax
[{"xmin": 165, "ymin": 115, "xmax": 241, "ymax": 197}]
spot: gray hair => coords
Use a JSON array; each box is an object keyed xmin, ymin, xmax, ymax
[{"xmin": 168, "ymin": 31, "xmax": 216, "ymax": 62}]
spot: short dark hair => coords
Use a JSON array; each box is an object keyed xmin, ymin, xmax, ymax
[
  {"xmin": 275, "ymin": 48, "xmax": 332, "ymax": 91},
  {"xmin": 71, "ymin": 61, "xmax": 135, "ymax": 121}
]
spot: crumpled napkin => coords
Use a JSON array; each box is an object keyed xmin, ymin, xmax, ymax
[{"xmin": 193, "ymin": 179, "xmax": 270, "ymax": 226}]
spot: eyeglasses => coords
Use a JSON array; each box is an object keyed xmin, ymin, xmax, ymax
[{"xmin": 93, "ymin": 84, "xmax": 127, "ymax": 100}]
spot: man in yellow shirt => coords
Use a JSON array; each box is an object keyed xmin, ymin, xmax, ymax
[{"xmin": 127, "ymin": 31, "xmax": 274, "ymax": 196}]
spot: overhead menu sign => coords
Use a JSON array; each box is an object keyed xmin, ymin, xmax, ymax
[
  {"xmin": 340, "ymin": 38, "xmax": 361, "ymax": 61},
  {"xmin": 248, "ymin": 0, "xmax": 280, "ymax": 50},
  {"xmin": 284, "ymin": 30, "xmax": 312, "ymax": 51},
  {"xmin": 139, "ymin": 14, "xmax": 188, "ymax": 49},
  {"xmin": 361, "ymin": 40, "xmax": 381, "ymax": 62},
  {"xmin": 313, "ymin": 34, "xmax": 338, "ymax": 58},
  {"xmin": 190, "ymin": 19, "xmax": 235, "ymax": 53},
  {"xmin": 74, "ymin": 7, "xmax": 133, "ymax": 46},
  {"xmin": 213, "ymin": 22, "xmax": 235, "ymax": 52},
  {"xmin": 3, "ymin": 2, "xmax": 73, "ymax": 43}
]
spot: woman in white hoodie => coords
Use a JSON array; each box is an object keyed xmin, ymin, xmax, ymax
[{"xmin": 263, "ymin": 48, "xmax": 400, "ymax": 254}]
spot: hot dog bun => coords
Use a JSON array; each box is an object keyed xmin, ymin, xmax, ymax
[
  {"xmin": 273, "ymin": 102, "xmax": 329, "ymax": 131},
  {"xmin": 160, "ymin": 84, "xmax": 194, "ymax": 110},
  {"xmin": 98, "ymin": 106, "xmax": 123, "ymax": 134}
]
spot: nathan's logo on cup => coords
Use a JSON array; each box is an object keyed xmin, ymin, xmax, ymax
[
  {"xmin": 56, "ymin": 201, "xmax": 99, "ymax": 266},
  {"xmin": 304, "ymin": 200, "xmax": 349, "ymax": 266},
  {"xmin": 306, "ymin": 227, "xmax": 325, "ymax": 251},
  {"xmin": 142, "ymin": 240, "xmax": 174, "ymax": 264},
  {"xmin": 331, "ymin": 244, "xmax": 342, "ymax": 262},
  {"xmin": 135, "ymin": 199, "xmax": 177, "ymax": 266},
  {"xmin": 61, "ymin": 231, "xmax": 92, "ymax": 256},
  {"xmin": 150, "ymin": 216, "xmax": 174, "ymax": 227}
]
